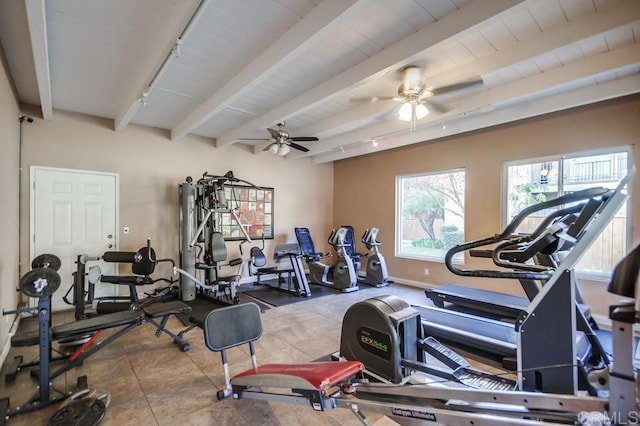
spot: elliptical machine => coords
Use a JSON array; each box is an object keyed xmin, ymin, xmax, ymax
[
  {"xmin": 359, "ymin": 228, "xmax": 390, "ymax": 287},
  {"xmin": 295, "ymin": 227, "xmax": 359, "ymax": 293}
]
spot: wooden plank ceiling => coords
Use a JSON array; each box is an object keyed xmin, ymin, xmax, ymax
[{"xmin": 0, "ymin": 0, "xmax": 638, "ymax": 163}]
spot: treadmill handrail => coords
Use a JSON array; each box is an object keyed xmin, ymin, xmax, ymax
[{"xmin": 445, "ymin": 187, "xmax": 612, "ymax": 280}]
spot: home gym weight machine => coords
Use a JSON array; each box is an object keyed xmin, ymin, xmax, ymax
[
  {"xmin": 295, "ymin": 226, "xmax": 359, "ymax": 292},
  {"xmin": 179, "ymin": 171, "xmax": 259, "ymax": 304}
]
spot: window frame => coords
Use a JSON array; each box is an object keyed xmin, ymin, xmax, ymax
[
  {"xmin": 501, "ymin": 146, "xmax": 632, "ymax": 281},
  {"xmin": 395, "ymin": 168, "xmax": 466, "ymax": 263}
]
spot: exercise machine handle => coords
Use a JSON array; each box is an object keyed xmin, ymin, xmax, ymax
[{"xmin": 445, "ymin": 187, "xmax": 612, "ymax": 280}]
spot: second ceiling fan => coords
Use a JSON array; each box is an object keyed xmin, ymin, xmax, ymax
[{"xmin": 262, "ymin": 122, "xmax": 319, "ymax": 156}]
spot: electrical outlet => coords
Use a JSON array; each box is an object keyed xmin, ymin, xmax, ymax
[
  {"xmin": 123, "ymin": 226, "xmax": 130, "ymax": 235},
  {"xmin": 424, "ymin": 268, "xmax": 430, "ymax": 276}
]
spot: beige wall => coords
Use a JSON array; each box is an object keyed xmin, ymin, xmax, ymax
[
  {"xmin": 334, "ymin": 95, "xmax": 640, "ymax": 316},
  {"xmin": 19, "ymin": 110, "xmax": 334, "ymax": 294},
  {"xmin": 0, "ymin": 51, "xmax": 21, "ymax": 358}
]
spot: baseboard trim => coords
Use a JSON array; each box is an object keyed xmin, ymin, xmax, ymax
[
  {"xmin": 0, "ymin": 313, "xmax": 21, "ymax": 369},
  {"xmin": 388, "ymin": 276, "xmax": 436, "ymax": 289}
]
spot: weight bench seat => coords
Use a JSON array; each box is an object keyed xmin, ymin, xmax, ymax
[
  {"xmin": 100, "ymin": 275, "xmax": 153, "ymax": 285},
  {"xmin": 142, "ymin": 300, "xmax": 190, "ymax": 317},
  {"xmin": 231, "ymin": 361, "xmax": 363, "ymax": 392},
  {"xmin": 53, "ymin": 310, "xmax": 141, "ymax": 339},
  {"xmin": 52, "ymin": 301, "xmax": 191, "ymax": 339}
]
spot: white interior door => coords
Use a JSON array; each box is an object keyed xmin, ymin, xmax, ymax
[{"xmin": 31, "ymin": 167, "xmax": 119, "ymax": 311}]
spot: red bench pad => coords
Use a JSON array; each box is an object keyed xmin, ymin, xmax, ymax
[{"xmin": 231, "ymin": 361, "xmax": 363, "ymax": 392}]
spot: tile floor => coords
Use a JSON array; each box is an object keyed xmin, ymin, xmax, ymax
[{"xmin": 0, "ymin": 283, "xmax": 493, "ymax": 425}]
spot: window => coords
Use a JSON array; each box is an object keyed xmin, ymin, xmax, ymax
[
  {"xmin": 396, "ymin": 170, "xmax": 465, "ymax": 262},
  {"xmin": 504, "ymin": 149, "xmax": 629, "ymax": 278}
]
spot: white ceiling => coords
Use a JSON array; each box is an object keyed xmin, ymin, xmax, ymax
[{"xmin": 1, "ymin": 0, "xmax": 638, "ymax": 164}]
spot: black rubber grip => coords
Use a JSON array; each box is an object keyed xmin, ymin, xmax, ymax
[{"xmin": 103, "ymin": 251, "xmax": 141, "ymax": 263}]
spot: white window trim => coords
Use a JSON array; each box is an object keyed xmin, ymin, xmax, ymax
[{"xmin": 395, "ymin": 168, "xmax": 465, "ymax": 264}]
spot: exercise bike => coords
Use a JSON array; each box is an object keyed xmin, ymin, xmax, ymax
[
  {"xmin": 295, "ymin": 227, "xmax": 359, "ymax": 293},
  {"xmin": 358, "ymin": 228, "xmax": 390, "ymax": 287}
]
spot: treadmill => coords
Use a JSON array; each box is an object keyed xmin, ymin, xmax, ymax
[
  {"xmin": 424, "ymin": 204, "xmax": 592, "ymax": 320},
  {"xmin": 415, "ymin": 175, "xmax": 639, "ymax": 394}
]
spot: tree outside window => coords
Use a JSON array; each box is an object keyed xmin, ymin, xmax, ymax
[{"xmin": 397, "ymin": 170, "xmax": 465, "ymax": 262}]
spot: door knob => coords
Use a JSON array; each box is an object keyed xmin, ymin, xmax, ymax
[
  {"xmin": 108, "ymin": 244, "xmax": 113, "ymax": 249},
  {"xmin": 107, "ymin": 234, "xmax": 113, "ymax": 239}
]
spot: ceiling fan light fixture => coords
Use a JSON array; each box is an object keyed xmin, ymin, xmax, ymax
[
  {"xmin": 277, "ymin": 144, "xmax": 290, "ymax": 156},
  {"xmin": 416, "ymin": 103, "xmax": 429, "ymax": 119},
  {"xmin": 269, "ymin": 143, "xmax": 280, "ymax": 154},
  {"xmin": 398, "ymin": 102, "xmax": 413, "ymax": 121}
]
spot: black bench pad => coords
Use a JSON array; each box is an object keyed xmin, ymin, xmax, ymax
[
  {"xmin": 53, "ymin": 310, "xmax": 141, "ymax": 339},
  {"xmin": 14, "ymin": 302, "xmax": 190, "ymax": 344},
  {"xmin": 101, "ymin": 275, "xmax": 153, "ymax": 285},
  {"xmin": 143, "ymin": 301, "xmax": 191, "ymax": 318}
]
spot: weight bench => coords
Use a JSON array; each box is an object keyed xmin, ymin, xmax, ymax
[
  {"xmin": 203, "ymin": 302, "xmax": 363, "ymax": 410},
  {"xmin": 6, "ymin": 301, "xmax": 191, "ymax": 386}
]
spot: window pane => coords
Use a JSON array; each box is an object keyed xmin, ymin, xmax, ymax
[
  {"xmin": 505, "ymin": 151, "xmax": 628, "ymax": 277},
  {"xmin": 397, "ymin": 170, "xmax": 465, "ymax": 261},
  {"xmin": 506, "ymin": 160, "xmax": 559, "ymax": 234},
  {"xmin": 563, "ymin": 152, "xmax": 628, "ymax": 275}
]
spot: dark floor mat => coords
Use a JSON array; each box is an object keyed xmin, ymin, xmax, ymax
[
  {"xmin": 176, "ymin": 294, "xmax": 270, "ymax": 327},
  {"xmin": 245, "ymin": 283, "xmax": 338, "ymax": 307}
]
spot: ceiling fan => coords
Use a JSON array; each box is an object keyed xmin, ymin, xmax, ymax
[
  {"xmin": 369, "ymin": 65, "xmax": 483, "ymax": 131},
  {"xmin": 253, "ymin": 122, "xmax": 319, "ymax": 156}
]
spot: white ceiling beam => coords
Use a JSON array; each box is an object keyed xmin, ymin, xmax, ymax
[
  {"xmin": 24, "ymin": 0, "xmax": 52, "ymax": 120},
  {"xmin": 215, "ymin": 0, "xmax": 525, "ymax": 147},
  {"xmin": 114, "ymin": 0, "xmax": 209, "ymax": 132},
  {"xmin": 171, "ymin": 0, "xmax": 365, "ymax": 142},
  {"xmin": 426, "ymin": 0, "xmax": 640, "ymax": 88},
  {"xmin": 304, "ymin": 42, "xmax": 640, "ymax": 161},
  {"xmin": 311, "ymin": 74, "xmax": 640, "ymax": 164},
  {"xmin": 288, "ymin": 0, "xmax": 640, "ymax": 160}
]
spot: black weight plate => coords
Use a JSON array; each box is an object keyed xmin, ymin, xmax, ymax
[
  {"xmin": 48, "ymin": 398, "xmax": 106, "ymax": 426},
  {"xmin": 20, "ymin": 268, "xmax": 61, "ymax": 298},
  {"xmin": 32, "ymin": 253, "xmax": 62, "ymax": 271}
]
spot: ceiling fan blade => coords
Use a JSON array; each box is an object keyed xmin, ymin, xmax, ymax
[
  {"xmin": 290, "ymin": 136, "xmax": 318, "ymax": 142},
  {"xmin": 350, "ymin": 96, "xmax": 397, "ymax": 104},
  {"xmin": 288, "ymin": 142, "xmax": 310, "ymax": 152},
  {"xmin": 424, "ymin": 99, "xmax": 449, "ymax": 114},
  {"xmin": 429, "ymin": 77, "xmax": 483, "ymax": 96},
  {"xmin": 267, "ymin": 128, "xmax": 280, "ymax": 139}
]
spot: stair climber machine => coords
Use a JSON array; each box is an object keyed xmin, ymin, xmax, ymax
[
  {"xmin": 295, "ymin": 226, "xmax": 359, "ymax": 292},
  {"xmin": 414, "ymin": 169, "xmax": 638, "ymax": 395},
  {"xmin": 202, "ymin": 244, "xmax": 640, "ymax": 425},
  {"xmin": 178, "ymin": 171, "xmax": 260, "ymax": 304}
]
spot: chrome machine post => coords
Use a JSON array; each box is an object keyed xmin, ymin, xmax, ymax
[{"xmin": 179, "ymin": 179, "xmax": 198, "ymax": 301}]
